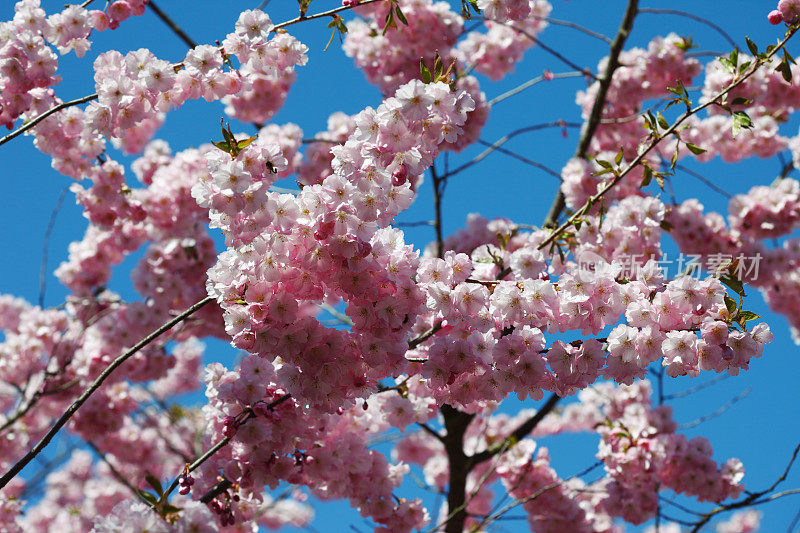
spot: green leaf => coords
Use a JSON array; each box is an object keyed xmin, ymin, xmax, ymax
[
  {"xmin": 641, "ymin": 165, "xmax": 653, "ymax": 187},
  {"xmin": 420, "ymin": 58, "xmax": 431, "ymax": 83},
  {"xmin": 237, "ymin": 136, "xmax": 258, "ymax": 150},
  {"xmin": 161, "ymin": 504, "xmax": 183, "ymax": 515},
  {"xmin": 738, "ymin": 310, "xmax": 762, "ymax": 322},
  {"xmin": 724, "ymin": 295, "xmax": 738, "ymax": 316},
  {"xmin": 730, "ymin": 97, "xmax": 751, "ymax": 106},
  {"xmin": 746, "ymin": 37, "xmax": 759, "ymax": 56},
  {"xmin": 212, "ymin": 140, "xmax": 231, "ymax": 152},
  {"xmin": 656, "ymin": 113, "xmax": 669, "ymax": 130},
  {"xmin": 434, "ymin": 53, "xmax": 443, "ymax": 80},
  {"xmin": 614, "ymin": 149, "xmax": 623, "ymax": 165},
  {"xmin": 659, "ymin": 220, "xmax": 673, "ymax": 231},
  {"xmin": 731, "ymin": 110, "xmax": 753, "ymax": 138},
  {"xmin": 394, "ymin": 4, "xmax": 408, "ymax": 25},
  {"xmin": 655, "ymin": 173, "xmax": 665, "ymax": 190},
  {"xmin": 686, "ymin": 143, "xmax": 706, "ymax": 155},
  {"xmin": 720, "ymin": 273, "xmax": 746, "ymax": 297},
  {"xmin": 382, "ymin": 6, "xmax": 395, "ymax": 35},
  {"xmin": 145, "ymin": 473, "xmax": 163, "ymax": 496},
  {"xmin": 138, "ymin": 490, "xmax": 158, "ymax": 505},
  {"xmin": 777, "ymin": 58, "xmax": 793, "ymax": 83},
  {"xmin": 729, "ymin": 48, "xmax": 739, "ymax": 70},
  {"xmin": 674, "ymin": 36, "xmax": 694, "ymax": 52}
]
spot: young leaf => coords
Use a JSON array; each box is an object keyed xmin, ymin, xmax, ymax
[
  {"xmin": 776, "ymin": 57, "xmax": 793, "ymax": 83},
  {"xmin": 394, "ymin": 3, "xmax": 409, "ymax": 26},
  {"xmin": 731, "ymin": 110, "xmax": 753, "ymax": 138},
  {"xmin": 145, "ymin": 474, "xmax": 163, "ymax": 496},
  {"xmin": 685, "ymin": 142, "xmax": 706, "ymax": 155},
  {"xmin": 420, "ymin": 58, "xmax": 432, "ymax": 83},
  {"xmin": 138, "ymin": 490, "xmax": 158, "ymax": 505},
  {"xmin": 738, "ymin": 310, "xmax": 762, "ymax": 322},
  {"xmin": 724, "ymin": 295, "xmax": 738, "ymax": 316},
  {"xmin": 641, "ymin": 164, "xmax": 653, "ymax": 187},
  {"xmin": 720, "ymin": 273, "xmax": 746, "ymax": 297},
  {"xmin": 237, "ymin": 136, "xmax": 257, "ymax": 150},
  {"xmin": 746, "ymin": 37, "xmax": 759, "ymax": 56}
]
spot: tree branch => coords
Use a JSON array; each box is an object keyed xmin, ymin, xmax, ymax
[
  {"xmin": 542, "ymin": 0, "xmax": 640, "ymax": 228},
  {"xmin": 0, "ymin": 296, "xmax": 213, "ymax": 489},
  {"xmin": 0, "ymin": 93, "xmax": 99, "ymax": 148},
  {"xmin": 147, "ymin": 0, "xmax": 199, "ymax": 49},
  {"xmin": 537, "ymin": 24, "xmax": 799, "ymax": 252},
  {"xmin": 469, "ymin": 393, "xmax": 560, "ymax": 466}
]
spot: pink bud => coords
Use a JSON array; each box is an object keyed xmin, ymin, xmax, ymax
[
  {"xmin": 314, "ymin": 220, "xmax": 335, "ymax": 240},
  {"xmin": 108, "ymin": 1, "xmax": 132, "ymax": 22},
  {"xmin": 89, "ymin": 10, "xmax": 110, "ymax": 31},
  {"xmin": 392, "ymin": 165, "xmax": 408, "ymax": 186},
  {"xmin": 769, "ymin": 9, "xmax": 784, "ymax": 24},
  {"xmin": 543, "ymin": 69, "xmax": 554, "ymax": 81}
]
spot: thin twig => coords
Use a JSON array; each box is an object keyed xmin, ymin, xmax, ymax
[
  {"xmin": 470, "ymin": 393, "xmax": 560, "ymax": 466},
  {"xmin": 318, "ymin": 302, "xmax": 354, "ymax": 326},
  {"xmin": 148, "ymin": 0, "xmax": 199, "ymax": 49},
  {"xmin": 663, "ymin": 374, "xmax": 729, "ymax": 400},
  {"xmin": 673, "ymin": 163, "xmax": 733, "ymax": 199},
  {"xmin": 475, "ymin": 140, "xmax": 562, "ymax": 179},
  {"xmin": 678, "ymin": 387, "xmax": 750, "ymax": 430},
  {"xmin": 271, "ymin": 0, "xmax": 386, "ymax": 32},
  {"xmin": 639, "ymin": 8, "xmax": 739, "ymax": 50},
  {"xmin": 537, "ymin": 25, "xmax": 799, "ymax": 251},
  {"xmin": 39, "ymin": 185, "xmax": 69, "ymax": 308},
  {"xmin": 0, "ymin": 93, "xmax": 98, "ymax": 148},
  {"xmin": 488, "ymin": 71, "xmax": 585, "ymax": 107},
  {"xmin": 87, "ymin": 440, "xmax": 147, "ymax": 503},
  {"xmin": 531, "ymin": 15, "xmax": 612, "ymax": 43},
  {"xmin": 444, "ymin": 121, "xmax": 581, "ymax": 179},
  {"xmin": 408, "ymin": 320, "xmax": 444, "ymax": 350},
  {"xmin": 431, "ymin": 165, "xmax": 445, "ymax": 258}
]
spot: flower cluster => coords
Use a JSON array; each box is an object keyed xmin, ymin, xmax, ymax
[
  {"xmin": 597, "ymin": 382, "xmax": 745, "ymax": 524},
  {"xmin": 455, "ymin": 0, "xmax": 551, "ymax": 81},
  {"xmin": 201, "ymin": 79, "xmax": 475, "ymax": 412}
]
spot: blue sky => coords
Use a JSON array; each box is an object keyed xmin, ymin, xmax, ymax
[{"xmin": 2, "ymin": 1, "xmax": 800, "ymax": 531}]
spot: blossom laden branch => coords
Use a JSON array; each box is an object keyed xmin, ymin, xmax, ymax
[
  {"xmin": 0, "ymin": 296, "xmax": 214, "ymax": 489},
  {"xmin": 0, "ymin": 93, "xmax": 98, "ymax": 148},
  {"xmin": 538, "ymin": 23, "xmax": 800, "ymax": 252}
]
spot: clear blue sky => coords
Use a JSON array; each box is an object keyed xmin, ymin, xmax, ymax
[{"xmin": 2, "ymin": 1, "xmax": 800, "ymax": 531}]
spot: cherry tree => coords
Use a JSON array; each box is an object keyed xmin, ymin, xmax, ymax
[{"xmin": 1, "ymin": 0, "xmax": 800, "ymax": 531}]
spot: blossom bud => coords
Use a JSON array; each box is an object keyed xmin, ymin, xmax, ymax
[
  {"xmin": 769, "ymin": 9, "xmax": 784, "ymax": 24},
  {"xmin": 89, "ymin": 10, "xmax": 110, "ymax": 31},
  {"xmin": 391, "ymin": 165, "xmax": 408, "ymax": 186},
  {"xmin": 108, "ymin": 1, "xmax": 132, "ymax": 22}
]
